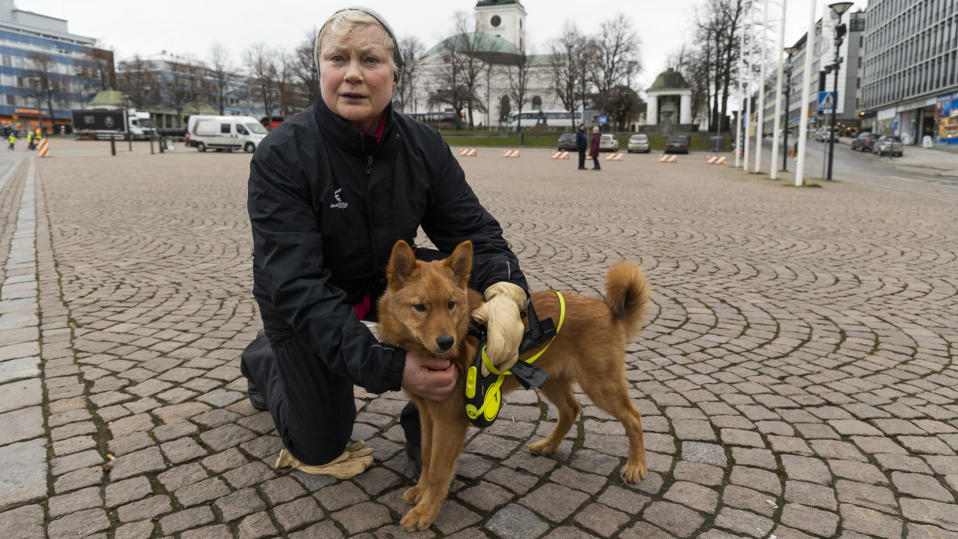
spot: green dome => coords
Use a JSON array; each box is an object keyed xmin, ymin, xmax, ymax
[
  {"xmin": 88, "ymin": 88, "xmax": 128, "ymax": 108},
  {"xmin": 424, "ymin": 32, "xmax": 521, "ymax": 59},
  {"xmin": 649, "ymin": 68, "xmax": 690, "ymax": 91}
]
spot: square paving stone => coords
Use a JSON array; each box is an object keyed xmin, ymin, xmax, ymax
[
  {"xmin": 160, "ymin": 506, "xmax": 215, "ymax": 535},
  {"xmin": 731, "ymin": 447, "xmax": 777, "ymax": 470},
  {"xmin": 829, "ymin": 459, "xmax": 889, "ymax": 485},
  {"xmin": 261, "ymin": 476, "xmax": 308, "ymax": 505},
  {"xmin": 674, "ymin": 420, "xmax": 717, "ymax": 441},
  {"xmin": 157, "ymin": 462, "xmax": 208, "ymax": 491},
  {"xmin": 0, "ymin": 379, "xmax": 41, "ymax": 413},
  {"xmin": 455, "ymin": 480, "xmax": 515, "ymax": 513},
  {"xmin": 0, "ymin": 505, "xmax": 43, "ymax": 537},
  {"xmin": 900, "ymin": 497, "xmax": 958, "ymax": 532},
  {"xmin": 835, "ymin": 480, "xmax": 898, "ymax": 514},
  {"xmin": 237, "ymin": 511, "xmax": 278, "ymax": 539},
  {"xmin": 222, "ymin": 460, "xmax": 274, "ymax": 488},
  {"xmin": 781, "ymin": 455, "xmax": 831, "ymax": 484},
  {"xmin": 0, "ymin": 438, "xmax": 47, "ymax": 506},
  {"xmin": 0, "ymin": 406, "xmax": 43, "ymax": 445},
  {"xmin": 174, "ymin": 476, "xmax": 230, "ymax": 507},
  {"xmin": 898, "ymin": 436, "xmax": 955, "ymax": 455},
  {"xmin": 784, "ymin": 480, "xmax": 837, "ymax": 510},
  {"xmin": 519, "ymin": 483, "xmax": 590, "ymax": 523},
  {"xmin": 274, "ymin": 496, "xmax": 324, "ymax": 533},
  {"xmin": 663, "ymin": 481, "xmax": 719, "ymax": 513},
  {"xmin": 642, "ymin": 501, "xmax": 704, "ymax": 537},
  {"xmin": 431, "ymin": 499, "xmax": 481, "ymax": 535},
  {"xmin": 573, "ymin": 502, "xmax": 630, "ymax": 537},
  {"xmin": 714, "ymin": 507, "xmax": 774, "ymax": 538},
  {"xmin": 839, "ymin": 503, "xmax": 903, "ymax": 538},
  {"xmin": 114, "ymin": 521, "xmax": 155, "ymax": 539},
  {"xmin": 720, "ymin": 428, "xmax": 765, "ymax": 448},
  {"xmin": 891, "ymin": 472, "xmax": 953, "ymax": 502},
  {"xmin": 160, "ymin": 437, "xmax": 208, "ymax": 464},
  {"xmin": 722, "ymin": 485, "xmax": 777, "ymax": 517},
  {"xmin": 681, "ymin": 442, "xmax": 727, "ymax": 467},
  {"xmin": 199, "ymin": 423, "xmax": 256, "ymax": 453},
  {"xmin": 116, "ymin": 494, "xmax": 173, "ymax": 523},
  {"xmin": 48, "ymin": 486, "xmax": 102, "ymax": 517},
  {"xmin": 53, "ymin": 466, "xmax": 102, "ymax": 494},
  {"xmin": 214, "ymin": 487, "xmax": 266, "ymax": 522},
  {"xmin": 105, "ymin": 476, "xmax": 152, "ymax": 507},
  {"xmin": 486, "ymin": 504, "xmax": 549, "ymax": 539},
  {"xmin": 730, "ymin": 466, "xmax": 782, "ymax": 495},
  {"xmin": 780, "ymin": 503, "xmax": 839, "ymax": 536},
  {"xmin": 46, "ymin": 508, "xmax": 110, "ymax": 537},
  {"xmin": 110, "ymin": 446, "xmax": 166, "ymax": 480},
  {"xmin": 673, "ymin": 461, "xmax": 724, "ymax": 486}
]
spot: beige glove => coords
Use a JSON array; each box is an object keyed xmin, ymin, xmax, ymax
[
  {"xmin": 275, "ymin": 441, "xmax": 374, "ymax": 479},
  {"xmin": 471, "ymin": 282, "xmax": 527, "ymax": 377}
]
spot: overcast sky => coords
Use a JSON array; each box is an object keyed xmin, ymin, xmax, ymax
[{"xmin": 20, "ymin": 0, "xmax": 867, "ymax": 92}]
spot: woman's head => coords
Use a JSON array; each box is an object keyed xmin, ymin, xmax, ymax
[
  {"xmin": 593, "ymin": 127, "xmax": 600, "ymax": 133},
  {"xmin": 317, "ymin": 8, "xmax": 403, "ymax": 133}
]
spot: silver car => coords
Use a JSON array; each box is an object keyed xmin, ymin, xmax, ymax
[
  {"xmin": 627, "ymin": 134, "xmax": 650, "ymax": 153},
  {"xmin": 873, "ymin": 135, "xmax": 903, "ymax": 157},
  {"xmin": 599, "ymin": 134, "xmax": 619, "ymax": 152}
]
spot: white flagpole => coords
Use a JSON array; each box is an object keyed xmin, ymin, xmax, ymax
[
  {"xmin": 754, "ymin": 0, "xmax": 769, "ymax": 173},
  {"xmin": 744, "ymin": 10, "xmax": 753, "ymax": 171},
  {"xmin": 770, "ymin": 0, "xmax": 787, "ymax": 180},
  {"xmin": 795, "ymin": 0, "xmax": 818, "ymax": 187},
  {"xmin": 736, "ymin": 26, "xmax": 745, "ymax": 168}
]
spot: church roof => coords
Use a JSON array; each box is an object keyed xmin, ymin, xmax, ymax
[
  {"xmin": 475, "ymin": 0, "xmax": 522, "ymax": 6},
  {"xmin": 423, "ymin": 31, "xmax": 521, "ymax": 58},
  {"xmin": 88, "ymin": 88, "xmax": 128, "ymax": 108},
  {"xmin": 648, "ymin": 68, "xmax": 690, "ymax": 90}
]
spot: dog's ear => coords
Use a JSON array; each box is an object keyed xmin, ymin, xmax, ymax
[
  {"xmin": 445, "ymin": 241, "xmax": 473, "ymax": 287},
  {"xmin": 387, "ymin": 240, "xmax": 417, "ymax": 288}
]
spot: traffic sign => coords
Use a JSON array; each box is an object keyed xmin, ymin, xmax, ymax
[{"xmin": 818, "ymin": 91, "xmax": 835, "ymax": 112}]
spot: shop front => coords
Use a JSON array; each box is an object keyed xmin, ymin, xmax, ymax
[{"xmin": 936, "ymin": 91, "xmax": 958, "ymax": 146}]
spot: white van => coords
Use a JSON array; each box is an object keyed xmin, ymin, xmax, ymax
[{"xmin": 187, "ymin": 115, "xmax": 267, "ymax": 153}]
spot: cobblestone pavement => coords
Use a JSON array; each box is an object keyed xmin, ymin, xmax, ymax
[{"xmin": 0, "ymin": 141, "xmax": 956, "ymax": 538}]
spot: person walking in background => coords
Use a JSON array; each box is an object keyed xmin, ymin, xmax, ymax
[
  {"xmin": 7, "ymin": 132, "xmax": 14, "ymax": 151},
  {"xmin": 575, "ymin": 123, "xmax": 587, "ymax": 170},
  {"xmin": 589, "ymin": 126, "xmax": 601, "ymax": 170},
  {"xmin": 26, "ymin": 130, "xmax": 33, "ymax": 151}
]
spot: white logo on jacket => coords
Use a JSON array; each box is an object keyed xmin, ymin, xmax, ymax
[{"xmin": 330, "ymin": 188, "xmax": 348, "ymax": 209}]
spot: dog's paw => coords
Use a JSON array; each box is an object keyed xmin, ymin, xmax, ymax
[
  {"xmin": 401, "ymin": 503, "xmax": 439, "ymax": 531},
  {"xmin": 529, "ymin": 439, "xmax": 558, "ymax": 456},
  {"xmin": 402, "ymin": 485, "xmax": 424, "ymax": 505},
  {"xmin": 621, "ymin": 460, "xmax": 647, "ymax": 483}
]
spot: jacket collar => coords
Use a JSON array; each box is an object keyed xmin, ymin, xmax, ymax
[{"xmin": 314, "ymin": 93, "xmax": 394, "ymax": 157}]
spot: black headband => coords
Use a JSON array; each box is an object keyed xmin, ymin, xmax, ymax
[{"xmin": 318, "ymin": 6, "xmax": 405, "ymax": 82}]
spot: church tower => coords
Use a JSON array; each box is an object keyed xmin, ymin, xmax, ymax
[{"xmin": 474, "ymin": 0, "xmax": 527, "ymax": 51}]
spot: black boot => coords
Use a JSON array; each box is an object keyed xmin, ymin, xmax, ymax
[
  {"xmin": 400, "ymin": 402, "xmax": 422, "ymax": 480},
  {"xmin": 240, "ymin": 331, "xmax": 270, "ymax": 411}
]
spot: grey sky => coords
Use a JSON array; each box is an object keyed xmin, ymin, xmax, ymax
[{"xmin": 20, "ymin": 0, "xmax": 866, "ymax": 92}]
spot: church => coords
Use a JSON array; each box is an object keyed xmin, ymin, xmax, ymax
[{"xmin": 407, "ymin": 0, "xmax": 571, "ymax": 128}]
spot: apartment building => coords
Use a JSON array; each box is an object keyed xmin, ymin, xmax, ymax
[{"xmin": 861, "ymin": 0, "xmax": 958, "ymax": 145}]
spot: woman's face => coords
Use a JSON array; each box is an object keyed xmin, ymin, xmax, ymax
[{"xmin": 320, "ymin": 24, "xmax": 396, "ymax": 134}]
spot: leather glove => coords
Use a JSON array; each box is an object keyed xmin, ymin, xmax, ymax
[
  {"xmin": 471, "ymin": 282, "xmax": 527, "ymax": 377},
  {"xmin": 275, "ymin": 441, "xmax": 374, "ymax": 479}
]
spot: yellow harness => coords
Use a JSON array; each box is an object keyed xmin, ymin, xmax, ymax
[{"xmin": 465, "ymin": 290, "xmax": 566, "ymax": 424}]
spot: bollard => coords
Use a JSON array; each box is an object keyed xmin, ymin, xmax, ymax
[
  {"xmin": 150, "ymin": 133, "xmax": 154, "ymax": 155},
  {"xmin": 110, "ymin": 136, "xmax": 116, "ymax": 156}
]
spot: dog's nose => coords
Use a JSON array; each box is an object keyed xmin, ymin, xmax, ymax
[{"xmin": 436, "ymin": 335, "xmax": 454, "ymax": 351}]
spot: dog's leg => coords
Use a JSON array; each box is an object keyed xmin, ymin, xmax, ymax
[
  {"xmin": 577, "ymin": 371, "xmax": 647, "ymax": 482},
  {"xmin": 401, "ymin": 409, "xmax": 468, "ymax": 531},
  {"xmin": 530, "ymin": 378, "xmax": 580, "ymax": 456},
  {"xmin": 403, "ymin": 403, "xmax": 433, "ymax": 505}
]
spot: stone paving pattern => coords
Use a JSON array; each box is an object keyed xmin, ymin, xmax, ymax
[{"xmin": 0, "ymin": 142, "xmax": 956, "ymax": 537}]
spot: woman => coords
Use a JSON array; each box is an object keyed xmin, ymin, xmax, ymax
[
  {"xmin": 244, "ymin": 8, "xmax": 529, "ymax": 478},
  {"xmin": 589, "ymin": 126, "xmax": 601, "ymax": 170}
]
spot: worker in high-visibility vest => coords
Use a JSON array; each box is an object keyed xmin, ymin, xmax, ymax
[{"xmin": 7, "ymin": 132, "xmax": 14, "ymax": 151}]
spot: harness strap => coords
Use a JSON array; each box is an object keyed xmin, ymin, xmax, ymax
[{"xmin": 481, "ymin": 290, "xmax": 565, "ymax": 376}]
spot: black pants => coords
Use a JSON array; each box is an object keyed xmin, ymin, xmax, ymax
[
  {"xmin": 577, "ymin": 149, "xmax": 586, "ymax": 169},
  {"xmin": 592, "ymin": 155, "xmax": 601, "ymax": 170}
]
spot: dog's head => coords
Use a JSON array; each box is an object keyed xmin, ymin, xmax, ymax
[{"xmin": 377, "ymin": 240, "xmax": 475, "ymax": 359}]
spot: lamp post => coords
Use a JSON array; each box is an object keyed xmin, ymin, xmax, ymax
[
  {"xmin": 782, "ymin": 46, "xmax": 797, "ymax": 172},
  {"xmin": 825, "ymin": 1, "xmax": 853, "ymax": 181}
]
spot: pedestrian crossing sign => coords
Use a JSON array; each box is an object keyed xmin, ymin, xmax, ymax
[{"xmin": 818, "ymin": 91, "xmax": 835, "ymax": 112}]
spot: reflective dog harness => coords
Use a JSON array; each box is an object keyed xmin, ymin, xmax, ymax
[{"xmin": 465, "ymin": 291, "xmax": 566, "ymax": 427}]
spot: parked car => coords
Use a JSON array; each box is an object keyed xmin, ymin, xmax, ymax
[
  {"xmin": 556, "ymin": 133, "xmax": 577, "ymax": 151},
  {"xmin": 873, "ymin": 135, "xmax": 903, "ymax": 157},
  {"xmin": 664, "ymin": 135, "xmax": 690, "ymax": 154},
  {"xmin": 815, "ymin": 126, "xmax": 837, "ymax": 142},
  {"xmin": 187, "ymin": 115, "xmax": 268, "ymax": 153},
  {"xmin": 627, "ymin": 133, "xmax": 650, "ymax": 153},
  {"xmin": 851, "ymin": 132, "xmax": 880, "ymax": 152},
  {"xmin": 599, "ymin": 133, "xmax": 618, "ymax": 152}
]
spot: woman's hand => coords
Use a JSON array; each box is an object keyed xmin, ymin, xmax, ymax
[{"xmin": 401, "ymin": 352, "xmax": 457, "ymax": 401}]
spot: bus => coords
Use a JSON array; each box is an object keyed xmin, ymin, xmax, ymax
[
  {"xmin": 406, "ymin": 111, "xmax": 459, "ymax": 129},
  {"xmin": 506, "ymin": 109, "xmax": 581, "ymax": 129},
  {"xmin": 260, "ymin": 115, "xmax": 284, "ymax": 130}
]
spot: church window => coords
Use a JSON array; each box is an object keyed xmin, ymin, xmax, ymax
[
  {"xmin": 532, "ymin": 96, "xmax": 542, "ymax": 111},
  {"xmin": 491, "ymin": 15, "xmax": 501, "ymax": 28}
]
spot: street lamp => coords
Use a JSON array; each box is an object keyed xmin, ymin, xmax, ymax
[
  {"xmin": 825, "ymin": 1, "xmax": 854, "ymax": 180},
  {"xmin": 782, "ymin": 46, "xmax": 797, "ymax": 172}
]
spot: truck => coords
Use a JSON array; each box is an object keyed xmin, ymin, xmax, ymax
[
  {"xmin": 186, "ymin": 115, "xmax": 267, "ymax": 153},
  {"xmin": 127, "ymin": 110, "xmax": 154, "ymax": 139}
]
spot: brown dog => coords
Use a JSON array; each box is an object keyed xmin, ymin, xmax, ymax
[{"xmin": 377, "ymin": 240, "xmax": 651, "ymax": 531}]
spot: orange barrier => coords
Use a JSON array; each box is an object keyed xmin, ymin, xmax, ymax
[
  {"xmin": 459, "ymin": 148, "xmax": 477, "ymax": 156},
  {"xmin": 503, "ymin": 149, "xmax": 520, "ymax": 158},
  {"xmin": 37, "ymin": 138, "xmax": 50, "ymax": 157},
  {"xmin": 706, "ymin": 155, "xmax": 727, "ymax": 165},
  {"xmin": 551, "ymin": 150, "xmax": 569, "ymax": 159},
  {"xmin": 605, "ymin": 152, "xmax": 624, "ymax": 161},
  {"xmin": 658, "ymin": 154, "xmax": 677, "ymax": 163}
]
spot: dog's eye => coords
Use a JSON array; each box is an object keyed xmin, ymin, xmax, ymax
[
  {"xmin": 413, "ymin": 303, "xmax": 426, "ymax": 312},
  {"xmin": 447, "ymin": 301, "xmax": 456, "ymax": 310}
]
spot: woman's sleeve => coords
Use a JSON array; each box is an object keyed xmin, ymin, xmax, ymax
[
  {"xmin": 420, "ymin": 140, "xmax": 528, "ymax": 294},
  {"xmin": 248, "ymin": 146, "xmax": 405, "ymax": 394}
]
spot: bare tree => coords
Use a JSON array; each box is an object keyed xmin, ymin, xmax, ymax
[
  {"xmin": 165, "ymin": 60, "xmax": 195, "ymax": 120},
  {"xmin": 209, "ymin": 43, "xmax": 233, "ymax": 115},
  {"xmin": 117, "ymin": 55, "xmax": 158, "ymax": 110},
  {"xmin": 548, "ymin": 22, "xmax": 589, "ymax": 130},
  {"xmin": 276, "ymin": 52, "xmax": 307, "ymax": 116},
  {"xmin": 245, "ymin": 42, "xmax": 279, "ymax": 120},
  {"xmin": 452, "ymin": 12, "xmax": 490, "ymax": 127},
  {"xmin": 81, "ymin": 44, "xmax": 115, "ymax": 94},
  {"xmin": 667, "ymin": 45, "xmax": 709, "ymax": 126},
  {"xmin": 22, "ymin": 52, "xmax": 62, "ymax": 127},
  {"xmin": 292, "ymin": 28, "xmax": 320, "ymax": 101},
  {"xmin": 397, "ymin": 35, "xmax": 424, "ymax": 112},
  {"xmin": 589, "ymin": 16, "xmax": 641, "ymax": 117},
  {"xmin": 605, "ymin": 85, "xmax": 643, "ymax": 130},
  {"xmin": 506, "ymin": 33, "xmax": 532, "ymax": 133}
]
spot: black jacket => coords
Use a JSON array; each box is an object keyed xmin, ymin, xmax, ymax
[
  {"xmin": 248, "ymin": 96, "xmax": 528, "ymax": 395},
  {"xmin": 576, "ymin": 129, "xmax": 587, "ymax": 151}
]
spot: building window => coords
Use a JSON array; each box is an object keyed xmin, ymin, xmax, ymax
[
  {"xmin": 5, "ymin": 95, "xmax": 14, "ymax": 106},
  {"xmin": 1, "ymin": 55, "xmax": 10, "ymax": 67},
  {"xmin": 532, "ymin": 96, "xmax": 542, "ymax": 111}
]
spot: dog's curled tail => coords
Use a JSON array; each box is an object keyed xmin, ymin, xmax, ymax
[{"xmin": 605, "ymin": 261, "xmax": 651, "ymax": 338}]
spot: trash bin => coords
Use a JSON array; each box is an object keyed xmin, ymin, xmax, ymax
[{"xmin": 709, "ymin": 136, "xmax": 724, "ymax": 152}]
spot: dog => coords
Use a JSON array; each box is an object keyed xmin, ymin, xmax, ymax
[{"xmin": 377, "ymin": 240, "xmax": 651, "ymax": 531}]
